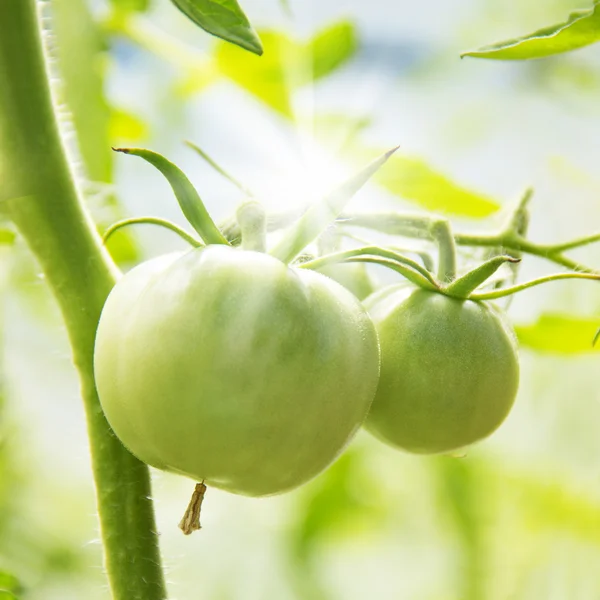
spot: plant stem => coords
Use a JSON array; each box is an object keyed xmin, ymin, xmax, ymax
[
  {"xmin": 430, "ymin": 219, "xmax": 457, "ymax": 282},
  {"xmin": 341, "ymin": 212, "xmax": 600, "ymax": 275},
  {"xmin": 0, "ymin": 2, "xmax": 167, "ymax": 598},
  {"xmin": 237, "ymin": 201, "xmax": 267, "ymax": 252}
]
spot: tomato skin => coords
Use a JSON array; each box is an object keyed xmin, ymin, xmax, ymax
[
  {"xmin": 94, "ymin": 246, "xmax": 380, "ymax": 496},
  {"xmin": 363, "ymin": 285, "xmax": 519, "ymax": 454}
]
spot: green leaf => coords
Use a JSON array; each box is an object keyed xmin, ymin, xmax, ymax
[
  {"xmin": 215, "ymin": 21, "xmax": 358, "ymax": 116},
  {"xmin": 170, "ymin": 0, "xmax": 263, "ymax": 55},
  {"xmin": 463, "ymin": 1, "xmax": 600, "ymax": 60},
  {"xmin": 308, "ymin": 20, "xmax": 357, "ymax": 81},
  {"xmin": 0, "ymin": 229, "xmax": 15, "ymax": 245},
  {"xmin": 372, "ymin": 152, "xmax": 500, "ymax": 218},
  {"xmin": 216, "ymin": 31, "xmax": 292, "ymax": 116},
  {"xmin": 109, "ymin": 107, "xmax": 149, "ymax": 143},
  {"xmin": 515, "ymin": 313, "xmax": 600, "ymax": 353},
  {"xmin": 0, "ymin": 570, "xmax": 22, "ymax": 597},
  {"xmin": 109, "ymin": 0, "xmax": 150, "ymax": 11},
  {"xmin": 114, "ymin": 147, "xmax": 229, "ymax": 245},
  {"xmin": 270, "ymin": 147, "xmax": 398, "ymax": 264}
]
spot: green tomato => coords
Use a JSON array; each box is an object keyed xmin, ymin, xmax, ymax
[
  {"xmin": 363, "ymin": 284, "xmax": 519, "ymax": 454},
  {"xmin": 94, "ymin": 246, "xmax": 380, "ymax": 497}
]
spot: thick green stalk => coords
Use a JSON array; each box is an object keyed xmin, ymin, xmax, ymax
[{"xmin": 0, "ymin": 2, "xmax": 167, "ymax": 598}]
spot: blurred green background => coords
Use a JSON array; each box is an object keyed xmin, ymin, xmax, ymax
[{"xmin": 2, "ymin": 0, "xmax": 600, "ymax": 598}]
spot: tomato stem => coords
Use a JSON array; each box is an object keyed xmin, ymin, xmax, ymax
[
  {"xmin": 0, "ymin": 2, "xmax": 167, "ymax": 598},
  {"xmin": 340, "ymin": 211, "xmax": 600, "ymax": 275},
  {"xmin": 237, "ymin": 201, "xmax": 267, "ymax": 252},
  {"xmin": 430, "ymin": 219, "xmax": 457, "ymax": 283}
]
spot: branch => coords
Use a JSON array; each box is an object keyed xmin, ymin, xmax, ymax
[{"xmin": 0, "ymin": 2, "xmax": 167, "ymax": 598}]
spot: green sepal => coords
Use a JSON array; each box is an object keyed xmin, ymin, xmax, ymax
[
  {"xmin": 299, "ymin": 245, "xmax": 438, "ymax": 288},
  {"xmin": 444, "ymin": 255, "xmax": 520, "ymax": 298},
  {"xmin": 113, "ymin": 147, "xmax": 229, "ymax": 246},
  {"xmin": 470, "ymin": 272, "xmax": 600, "ymax": 301},
  {"xmin": 270, "ymin": 147, "xmax": 399, "ymax": 264},
  {"xmin": 346, "ymin": 256, "xmax": 439, "ymax": 292},
  {"xmin": 102, "ymin": 217, "xmax": 203, "ymax": 248}
]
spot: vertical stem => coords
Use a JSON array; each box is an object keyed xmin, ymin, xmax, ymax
[
  {"xmin": 237, "ymin": 201, "xmax": 267, "ymax": 252},
  {"xmin": 431, "ymin": 219, "xmax": 457, "ymax": 283},
  {"xmin": 0, "ymin": 2, "xmax": 167, "ymax": 598}
]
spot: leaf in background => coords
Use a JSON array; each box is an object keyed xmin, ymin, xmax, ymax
[
  {"xmin": 216, "ymin": 31, "xmax": 293, "ymax": 116},
  {"xmin": 215, "ymin": 21, "xmax": 358, "ymax": 116},
  {"xmin": 0, "ymin": 230, "xmax": 15, "ymax": 245},
  {"xmin": 0, "ymin": 571, "xmax": 22, "ymax": 597},
  {"xmin": 309, "ymin": 21, "xmax": 357, "ymax": 81},
  {"xmin": 170, "ymin": 0, "xmax": 263, "ymax": 55},
  {"xmin": 109, "ymin": 108, "xmax": 149, "ymax": 144},
  {"xmin": 109, "ymin": 0, "xmax": 150, "ymax": 12},
  {"xmin": 370, "ymin": 151, "xmax": 500, "ymax": 217},
  {"xmin": 515, "ymin": 314, "xmax": 600, "ymax": 353},
  {"xmin": 463, "ymin": 1, "xmax": 600, "ymax": 60}
]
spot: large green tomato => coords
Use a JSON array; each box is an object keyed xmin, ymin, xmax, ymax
[
  {"xmin": 364, "ymin": 284, "xmax": 519, "ymax": 454},
  {"xmin": 94, "ymin": 246, "xmax": 380, "ymax": 496}
]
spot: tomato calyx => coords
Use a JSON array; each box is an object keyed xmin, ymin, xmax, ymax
[
  {"xmin": 106, "ymin": 144, "xmax": 399, "ymax": 267},
  {"xmin": 105, "ymin": 144, "xmax": 600, "ymax": 304}
]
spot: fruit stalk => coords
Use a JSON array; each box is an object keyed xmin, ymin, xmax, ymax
[{"xmin": 0, "ymin": 1, "xmax": 167, "ymax": 598}]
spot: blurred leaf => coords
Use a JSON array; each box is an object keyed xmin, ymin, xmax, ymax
[
  {"xmin": 109, "ymin": 108, "xmax": 149, "ymax": 143},
  {"xmin": 216, "ymin": 31, "xmax": 294, "ymax": 116},
  {"xmin": 170, "ymin": 0, "xmax": 263, "ymax": 55},
  {"xmin": 0, "ymin": 571, "xmax": 22, "ymax": 596},
  {"xmin": 0, "ymin": 230, "xmax": 14, "ymax": 245},
  {"xmin": 308, "ymin": 21, "xmax": 357, "ymax": 81},
  {"xmin": 463, "ymin": 1, "xmax": 600, "ymax": 60},
  {"xmin": 506, "ymin": 470, "xmax": 600, "ymax": 543},
  {"xmin": 433, "ymin": 458, "xmax": 486, "ymax": 600},
  {"xmin": 370, "ymin": 151, "xmax": 500, "ymax": 217},
  {"xmin": 216, "ymin": 21, "xmax": 358, "ymax": 116},
  {"xmin": 216, "ymin": 31, "xmax": 291, "ymax": 115},
  {"xmin": 109, "ymin": 0, "xmax": 150, "ymax": 11},
  {"xmin": 291, "ymin": 450, "xmax": 383, "ymax": 559},
  {"xmin": 515, "ymin": 313, "xmax": 600, "ymax": 353}
]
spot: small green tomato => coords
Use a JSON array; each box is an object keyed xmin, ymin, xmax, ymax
[
  {"xmin": 94, "ymin": 245, "xmax": 380, "ymax": 497},
  {"xmin": 363, "ymin": 284, "xmax": 519, "ymax": 454}
]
